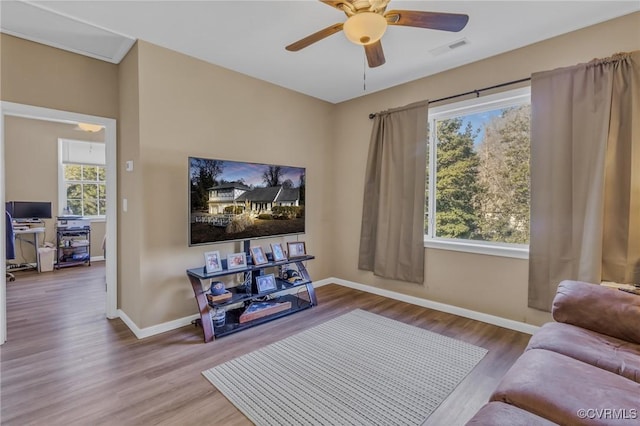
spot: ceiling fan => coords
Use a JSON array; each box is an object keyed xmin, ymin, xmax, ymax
[{"xmin": 285, "ymin": 0, "xmax": 469, "ymax": 68}]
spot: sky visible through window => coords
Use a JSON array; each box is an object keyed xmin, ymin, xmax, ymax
[{"xmin": 461, "ymin": 109, "xmax": 504, "ymax": 145}]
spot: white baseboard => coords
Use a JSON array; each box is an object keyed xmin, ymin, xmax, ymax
[
  {"xmin": 312, "ymin": 278, "xmax": 334, "ymax": 288},
  {"xmin": 118, "ymin": 309, "xmax": 200, "ymax": 340},
  {"xmin": 90, "ymin": 255, "xmax": 105, "ymax": 262},
  {"xmin": 318, "ymin": 277, "xmax": 539, "ymax": 335},
  {"xmin": 116, "ymin": 276, "xmax": 538, "ymax": 341}
]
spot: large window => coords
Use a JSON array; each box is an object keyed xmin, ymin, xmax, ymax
[
  {"xmin": 58, "ymin": 139, "xmax": 106, "ymax": 218},
  {"xmin": 425, "ymin": 87, "xmax": 530, "ymax": 256}
]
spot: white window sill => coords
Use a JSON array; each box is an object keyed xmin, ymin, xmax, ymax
[
  {"xmin": 59, "ymin": 216, "xmax": 106, "ymax": 223},
  {"xmin": 424, "ymin": 237, "xmax": 529, "ymax": 259}
]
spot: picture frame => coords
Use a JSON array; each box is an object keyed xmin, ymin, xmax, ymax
[
  {"xmin": 270, "ymin": 243, "xmax": 287, "ymax": 262},
  {"xmin": 227, "ymin": 252, "xmax": 248, "ymax": 270},
  {"xmin": 255, "ymin": 273, "xmax": 277, "ymax": 294},
  {"xmin": 287, "ymin": 241, "xmax": 307, "ymax": 259},
  {"xmin": 250, "ymin": 246, "xmax": 268, "ymax": 266},
  {"xmin": 204, "ymin": 250, "xmax": 223, "ymax": 274}
]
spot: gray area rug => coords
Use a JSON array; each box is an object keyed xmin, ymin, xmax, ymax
[{"xmin": 202, "ymin": 309, "xmax": 487, "ymax": 426}]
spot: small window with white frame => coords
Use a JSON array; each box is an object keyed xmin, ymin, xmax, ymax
[
  {"xmin": 58, "ymin": 139, "xmax": 106, "ymax": 218},
  {"xmin": 425, "ymin": 87, "xmax": 531, "ymax": 258}
]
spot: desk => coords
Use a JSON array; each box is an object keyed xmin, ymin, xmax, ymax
[{"xmin": 13, "ymin": 227, "xmax": 44, "ymax": 272}]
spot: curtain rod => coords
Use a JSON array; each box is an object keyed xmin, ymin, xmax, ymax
[{"xmin": 368, "ymin": 77, "xmax": 532, "ymax": 119}]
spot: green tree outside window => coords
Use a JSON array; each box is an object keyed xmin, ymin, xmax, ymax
[
  {"xmin": 426, "ymin": 95, "xmax": 530, "ymax": 246},
  {"xmin": 63, "ymin": 165, "xmax": 106, "ymax": 216}
]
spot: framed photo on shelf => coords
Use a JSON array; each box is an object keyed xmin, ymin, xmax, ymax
[
  {"xmin": 227, "ymin": 252, "xmax": 248, "ymax": 270},
  {"xmin": 270, "ymin": 243, "xmax": 287, "ymax": 262},
  {"xmin": 250, "ymin": 246, "xmax": 268, "ymax": 266},
  {"xmin": 255, "ymin": 273, "xmax": 277, "ymax": 294},
  {"xmin": 287, "ymin": 241, "xmax": 307, "ymax": 259},
  {"xmin": 204, "ymin": 250, "xmax": 222, "ymax": 274}
]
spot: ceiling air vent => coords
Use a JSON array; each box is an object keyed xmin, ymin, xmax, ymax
[{"xmin": 429, "ymin": 38, "xmax": 470, "ymax": 56}]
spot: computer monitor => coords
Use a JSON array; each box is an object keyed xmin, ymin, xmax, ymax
[{"xmin": 7, "ymin": 201, "xmax": 52, "ymax": 220}]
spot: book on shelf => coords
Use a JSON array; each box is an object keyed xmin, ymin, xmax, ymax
[
  {"xmin": 207, "ymin": 291, "xmax": 232, "ymax": 303},
  {"xmin": 239, "ymin": 300, "xmax": 292, "ymax": 323}
]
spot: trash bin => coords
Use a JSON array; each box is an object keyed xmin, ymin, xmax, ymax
[{"xmin": 38, "ymin": 247, "xmax": 55, "ymax": 272}]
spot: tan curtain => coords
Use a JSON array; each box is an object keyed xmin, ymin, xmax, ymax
[
  {"xmin": 529, "ymin": 51, "xmax": 640, "ymax": 310},
  {"xmin": 358, "ymin": 102, "xmax": 428, "ymax": 283}
]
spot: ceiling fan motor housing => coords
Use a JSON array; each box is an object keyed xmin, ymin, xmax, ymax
[{"xmin": 343, "ymin": 12, "xmax": 388, "ymax": 45}]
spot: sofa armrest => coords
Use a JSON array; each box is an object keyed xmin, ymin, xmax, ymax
[{"xmin": 552, "ymin": 280, "xmax": 640, "ymax": 344}]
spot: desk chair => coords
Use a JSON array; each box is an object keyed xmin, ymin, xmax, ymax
[{"xmin": 6, "ymin": 211, "xmax": 16, "ymax": 282}]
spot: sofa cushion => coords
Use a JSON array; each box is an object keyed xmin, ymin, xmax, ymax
[
  {"xmin": 526, "ymin": 322, "xmax": 640, "ymax": 383},
  {"xmin": 466, "ymin": 402, "xmax": 557, "ymax": 425},
  {"xmin": 491, "ymin": 349, "xmax": 640, "ymax": 425},
  {"xmin": 553, "ymin": 280, "xmax": 640, "ymax": 344}
]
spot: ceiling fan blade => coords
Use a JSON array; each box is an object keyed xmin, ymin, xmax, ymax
[
  {"xmin": 385, "ymin": 10, "xmax": 469, "ymax": 32},
  {"xmin": 364, "ymin": 40, "xmax": 385, "ymax": 68},
  {"xmin": 285, "ymin": 23, "xmax": 344, "ymax": 52}
]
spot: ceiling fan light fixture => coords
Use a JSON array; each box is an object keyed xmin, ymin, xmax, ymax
[{"xmin": 343, "ymin": 12, "xmax": 387, "ymax": 46}]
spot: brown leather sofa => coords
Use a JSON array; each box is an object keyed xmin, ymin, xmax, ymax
[{"xmin": 467, "ymin": 280, "xmax": 640, "ymax": 425}]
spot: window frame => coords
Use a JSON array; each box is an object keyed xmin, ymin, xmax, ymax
[
  {"xmin": 424, "ymin": 87, "xmax": 531, "ymax": 259},
  {"xmin": 58, "ymin": 139, "xmax": 107, "ymax": 221}
]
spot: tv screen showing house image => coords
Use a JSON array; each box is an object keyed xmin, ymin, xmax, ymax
[{"xmin": 189, "ymin": 157, "xmax": 305, "ymax": 246}]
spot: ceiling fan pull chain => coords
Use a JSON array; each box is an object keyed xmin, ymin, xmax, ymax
[{"xmin": 363, "ymin": 52, "xmax": 367, "ymax": 91}]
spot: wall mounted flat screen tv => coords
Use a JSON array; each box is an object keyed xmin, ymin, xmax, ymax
[
  {"xmin": 6, "ymin": 201, "xmax": 53, "ymax": 220},
  {"xmin": 189, "ymin": 157, "xmax": 305, "ymax": 246}
]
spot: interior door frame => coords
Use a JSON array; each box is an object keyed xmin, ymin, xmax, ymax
[{"xmin": 0, "ymin": 102, "xmax": 118, "ymax": 344}]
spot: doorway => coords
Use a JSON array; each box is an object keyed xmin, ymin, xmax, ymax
[{"xmin": 1, "ymin": 102, "xmax": 118, "ymax": 344}]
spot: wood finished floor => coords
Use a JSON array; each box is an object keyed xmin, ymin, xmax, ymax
[{"xmin": 1, "ymin": 263, "xmax": 531, "ymax": 425}]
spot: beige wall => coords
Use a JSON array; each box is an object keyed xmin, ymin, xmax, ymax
[
  {"xmin": 330, "ymin": 12, "xmax": 640, "ymax": 327},
  {"xmin": 122, "ymin": 41, "xmax": 333, "ymax": 328},
  {"xmin": 0, "ymin": 34, "xmax": 119, "ymax": 118},
  {"xmin": 4, "ymin": 116, "xmax": 106, "ymax": 264},
  {"xmin": 117, "ymin": 43, "xmax": 142, "ymax": 320}
]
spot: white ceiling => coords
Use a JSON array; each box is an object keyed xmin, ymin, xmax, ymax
[{"xmin": 1, "ymin": 1, "xmax": 639, "ymax": 104}]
